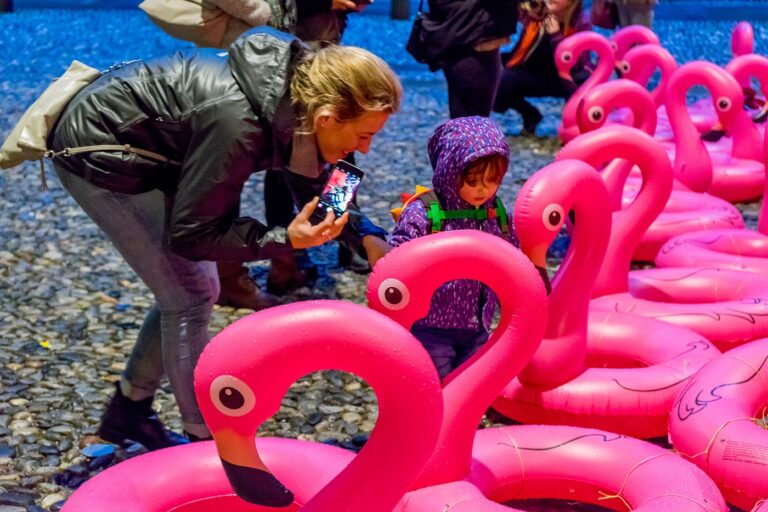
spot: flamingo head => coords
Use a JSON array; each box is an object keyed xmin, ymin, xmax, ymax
[
  {"xmin": 692, "ymin": 61, "xmax": 745, "ymax": 141},
  {"xmin": 367, "ymin": 230, "xmax": 537, "ymax": 328},
  {"xmin": 513, "ymin": 159, "xmax": 605, "ymax": 269},
  {"xmin": 576, "ymin": 79, "xmax": 653, "ymax": 134},
  {"xmin": 555, "ymin": 32, "xmax": 610, "ymax": 81},
  {"xmin": 609, "ymin": 25, "xmax": 660, "ymax": 65},
  {"xmin": 731, "ymin": 21, "xmax": 754, "ymax": 57}
]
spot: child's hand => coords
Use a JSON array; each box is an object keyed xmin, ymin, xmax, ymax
[{"xmin": 287, "ymin": 197, "xmax": 349, "ymax": 249}]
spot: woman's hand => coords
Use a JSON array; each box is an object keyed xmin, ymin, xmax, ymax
[
  {"xmin": 287, "ymin": 197, "xmax": 349, "ymax": 249},
  {"xmin": 543, "ymin": 14, "xmax": 560, "ymax": 34},
  {"xmin": 362, "ymin": 235, "xmax": 391, "ymax": 268}
]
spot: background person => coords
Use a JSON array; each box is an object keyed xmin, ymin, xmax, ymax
[{"xmin": 493, "ymin": 0, "xmax": 592, "ymax": 135}]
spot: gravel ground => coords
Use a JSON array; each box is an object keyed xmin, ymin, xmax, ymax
[{"xmin": 0, "ymin": 9, "xmax": 766, "ymax": 511}]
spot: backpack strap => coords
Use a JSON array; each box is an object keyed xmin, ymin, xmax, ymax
[{"xmin": 421, "ymin": 192, "xmax": 510, "ymax": 236}]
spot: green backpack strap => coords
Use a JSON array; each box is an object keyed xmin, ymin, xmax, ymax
[{"xmin": 421, "ymin": 192, "xmax": 510, "ymax": 235}]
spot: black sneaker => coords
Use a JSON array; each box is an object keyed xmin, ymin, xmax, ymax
[
  {"xmin": 96, "ymin": 382, "xmax": 188, "ymax": 451},
  {"xmin": 521, "ymin": 109, "xmax": 543, "ymax": 137}
]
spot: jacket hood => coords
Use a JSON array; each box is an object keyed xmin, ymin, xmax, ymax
[
  {"xmin": 427, "ymin": 116, "xmax": 509, "ymax": 210},
  {"xmin": 228, "ymin": 27, "xmax": 309, "ymax": 122}
]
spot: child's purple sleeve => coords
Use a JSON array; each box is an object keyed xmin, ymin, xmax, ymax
[{"xmin": 388, "ymin": 200, "xmax": 429, "ymax": 248}]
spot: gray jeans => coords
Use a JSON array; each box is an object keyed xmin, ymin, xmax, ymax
[{"xmin": 54, "ymin": 166, "xmax": 218, "ymax": 433}]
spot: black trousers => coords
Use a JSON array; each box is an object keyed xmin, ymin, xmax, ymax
[
  {"xmin": 493, "ymin": 66, "xmax": 576, "ymax": 119},
  {"xmin": 442, "ymin": 48, "xmax": 502, "ymax": 119}
]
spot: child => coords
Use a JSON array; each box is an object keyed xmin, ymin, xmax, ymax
[
  {"xmin": 388, "ymin": 116, "xmax": 519, "ymax": 379},
  {"xmin": 493, "ymin": 0, "xmax": 592, "ymax": 136}
]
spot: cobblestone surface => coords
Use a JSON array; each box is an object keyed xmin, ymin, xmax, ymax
[{"xmin": 0, "ymin": 9, "xmax": 766, "ymax": 511}]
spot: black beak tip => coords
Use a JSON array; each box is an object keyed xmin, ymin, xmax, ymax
[
  {"xmin": 221, "ymin": 459, "xmax": 294, "ymax": 508},
  {"xmin": 700, "ymin": 129, "xmax": 726, "ymax": 142}
]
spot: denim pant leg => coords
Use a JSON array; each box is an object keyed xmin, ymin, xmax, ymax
[
  {"xmin": 452, "ymin": 330, "xmax": 490, "ymax": 372},
  {"xmin": 410, "ymin": 324, "xmax": 458, "ymax": 380},
  {"xmin": 54, "ymin": 167, "xmax": 218, "ymax": 432}
]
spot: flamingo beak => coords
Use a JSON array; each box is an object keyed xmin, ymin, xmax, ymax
[
  {"xmin": 700, "ymin": 122, "xmax": 727, "ymax": 142},
  {"xmin": 754, "ymin": 104, "xmax": 768, "ymax": 123},
  {"xmin": 215, "ymin": 431, "xmax": 294, "ymax": 507},
  {"xmin": 558, "ymin": 70, "xmax": 573, "ymax": 81}
]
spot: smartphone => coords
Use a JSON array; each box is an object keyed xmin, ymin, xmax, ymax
[
  {"xmin": 354, "ymin": 0, "xmax": 373, "ymax": 5},
  {"xmin": 317, "ymin": 160, "xmax": 365, "ymax": 217}
]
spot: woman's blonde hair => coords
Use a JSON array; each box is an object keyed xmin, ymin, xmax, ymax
[{"xmin": 291, "ymin": 45, "xmax": 403, "ymax": 133}]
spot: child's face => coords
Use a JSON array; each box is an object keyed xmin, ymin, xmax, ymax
[{"xmin": 459, "ymin": 168, "xmax": 501, "ymax": 207}]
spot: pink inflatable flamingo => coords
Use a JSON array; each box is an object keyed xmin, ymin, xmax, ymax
[
  {"xmin": 63, "ymin": 301, "xmax": 444, "ymax": 511},
  {"xmin": 609, "ymin": 25, "xmax": 660, "ymax": 63},
  {"xmin": 732, "ymin": 20, "xmax": 755, "ymax": 57},
  {"xmin": 662, "ymin": 61, "xmax": 744, "ymax": 194},
  {"xmin": 620, "ymin": 44, "xmax": 678, "ymax": 140},
  {"xmin": 656, "ymin": 123, "xmax": 768, "ymax": 272},
  {"xmin": 494, "ymin": 127, "xmax": 719, "ymax": 437},
  {"xmin": 574, "ymin": 88, "xmax": 744, "ymax": 261},
  {"xmin": 555, "ymin": 31, "xmax": 616, "ymax": 143},
  {"xmin": 669, "ymin": 339, "xmax": 768, "ymax": 510},
  {"xmin": 367, "ymin": 229, "xmax": 548, "ymax": 487},
  {"xmin": 366, "ymin": 207, "xmax": 727, "ymax": 508}
]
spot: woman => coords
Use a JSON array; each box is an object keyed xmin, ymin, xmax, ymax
[
  {"xmin": 48, "ymin": 27, "xmax": 399, "ymax": 447},
  {"xmin": 493, "ymin": 0, "xmax": 592, "ymax": 136}
]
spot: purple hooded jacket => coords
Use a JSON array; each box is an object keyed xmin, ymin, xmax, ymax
[{"xmin": 389, "ymin": 116, "xmax": 519, "ymax": 331}]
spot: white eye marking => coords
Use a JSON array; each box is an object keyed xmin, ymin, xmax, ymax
[
  {"xmin": 542, "ymin": 204, "xmax": 566, "ymax": 231},
  {"xmin": 378, "ymin": 278, "xmax": 410, "ymax": 311},
  {"xmin": 621, "ymin": 61, "xmax": 631, "ymax": 73},
  {"xmin": 716, "ymin": 96, "xmax": 732, "ymax": 112},
  {"xmin": 210, "ymin": 375, "xmax": 256, "ymax": 417},
  {"xmin": 588, "ymin": 106, "xmax": 605, "ymax": 123},
  {"xmin": 561, "ymin": 51, "xmax": 573, "ymax": 63}
]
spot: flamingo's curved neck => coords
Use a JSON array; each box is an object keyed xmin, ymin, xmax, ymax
[
  {"xmin": 406, "ymin": 241, "xmax": 546, "ymax": 489},
  {"xmin": 759, "ymin": 126, "xmax": 768, "ymax": 234},
  {"xmin": 548, "ymin": 180, "xmax": 611, "ymax": 336},
  {"xmin": 261, "ymin": 316, "xmax": 442, "ymax": 512},
  {"xmin": 665, "ymin": 70, "xmax": 714, "ymax": 192},
  {"xmin": 728, "ymin": 61, "xmax": 766, "ymax": 160},
  {"xmin": 562, "ymin": 42, "xmax": 615, "ymax": 128}
]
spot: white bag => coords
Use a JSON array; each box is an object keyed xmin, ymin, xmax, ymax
[{"xmin": 0, "ymin": 60, "xmax": 101, "ymax": 170}]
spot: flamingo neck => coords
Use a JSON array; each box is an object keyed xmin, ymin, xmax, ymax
[
  {"xmin": 731, "ymin": 110, "xmax": 762, "ymax": 160},
  {"xmin": 548, "ymin": 185, "xmax": 611, "ymax": 336},
  {"xmin": 602, "ymin": 159, "xmax": 634, "ymax": 210},
  {"xmin": 759, "ymin": 128, "xmax": 768, "ymax": 234},
  {"xmin": 562, "ymin": 43, "xmax": 615, "ymax": 128},
  {"xmin": 666, "ymin": 71, "xmax": 714, "ymax": 192},
  {"xmin": 260, "ymin": 312, "xmax": 440, "ymax": 512},
  {"xmin": 407, "ymin": 243, "xmax": 546, "ymax": 489}
]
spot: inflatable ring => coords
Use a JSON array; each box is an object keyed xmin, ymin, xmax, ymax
[
  {"xmin": 493, "ymin": 310, "xmax": 720, "ymax": 438},
  {"xmin": 656, "ymin": 229, "xmax": 768, "ymax": 272},
  {"xmin": 469, "ymin": 424, "xmax": 727, "ymax": 511},
  {"xmin": 669, "ymin": 339, "xmax": 768, "ymax": 510},
  {"xmin": 591, "ymin": 267, "xmax": 768, "ymax": 350}
]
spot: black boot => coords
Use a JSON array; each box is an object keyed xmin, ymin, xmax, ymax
[
  {"xmin": 338, "ymin": 245, "xmax": 371, "ymax": 274},
  {"xmin": 216, "ymin": 261, "xmax": 281, "ymax": 311},
  {"xmin": 266, "ymin": 252, "xmax": 317, "ymax": 296},
  {"xmin": 97, "ymin": 382, "xmax": 188, "ymax": 451}
]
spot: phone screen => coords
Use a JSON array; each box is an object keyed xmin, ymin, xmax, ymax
[{"xmin": 318, "ymin": 161, "xmax": 364, "ymax": 216}]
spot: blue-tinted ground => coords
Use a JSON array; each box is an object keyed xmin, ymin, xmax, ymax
[{"xmin": 0, "ymin": 7, "xmax": 767, "ymax": 512}]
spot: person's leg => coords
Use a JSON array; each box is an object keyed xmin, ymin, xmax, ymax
[
  {"xmin": 410, "ymin": 324, "xmax": 458, "ymax": 380},
  {"xmin": 616, "ymin": 3, "xmax": 653, "ymax": 28},
  {"xmin": 55, "ymin": 167, "xmax": 217, "ymax": 445},
  {"xmin": 443, "ymin": 48, "xmax": 502, "ymax": 118},
  {"xmin": 493, "ymin": 67, "xmax": 553, "ymax": 134},
  {"xmin": 452, "ymin": 329, "xmax": 491, "ymax": 372}
]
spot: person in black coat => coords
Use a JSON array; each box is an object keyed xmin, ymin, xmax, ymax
[{"xmin": 48, "ymin": 28, "xmax": 400, "ymax": 447}]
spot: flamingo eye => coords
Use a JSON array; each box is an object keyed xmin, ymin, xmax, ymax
[
  {"xmin": 620, "ymin": 61, "xmax": 631, "ymax": 73},
  {"xmin": 588, "ymin": 106, "xmax": 604, "ymax": 122},
  {"xmin": 378, "ymin": 278, "xmax": 410, "ymax": 311},
  {"xmin": 542, "ymin": 204, "xmax": 565, "ymax": 231},
  {"xmin": 716, "ymin": 97, "xmax": 732, "ymax": 112},
  {"xmin": 210, "ymin": 375, "xmax": 255, "ymax": 417},
  {"xmin": 561, "ymin": 51, "xmax": 573, "ymax": 63},
  {"xmin": 610, "ymin": 41, "xmax": 618, "ymax": 51}
]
